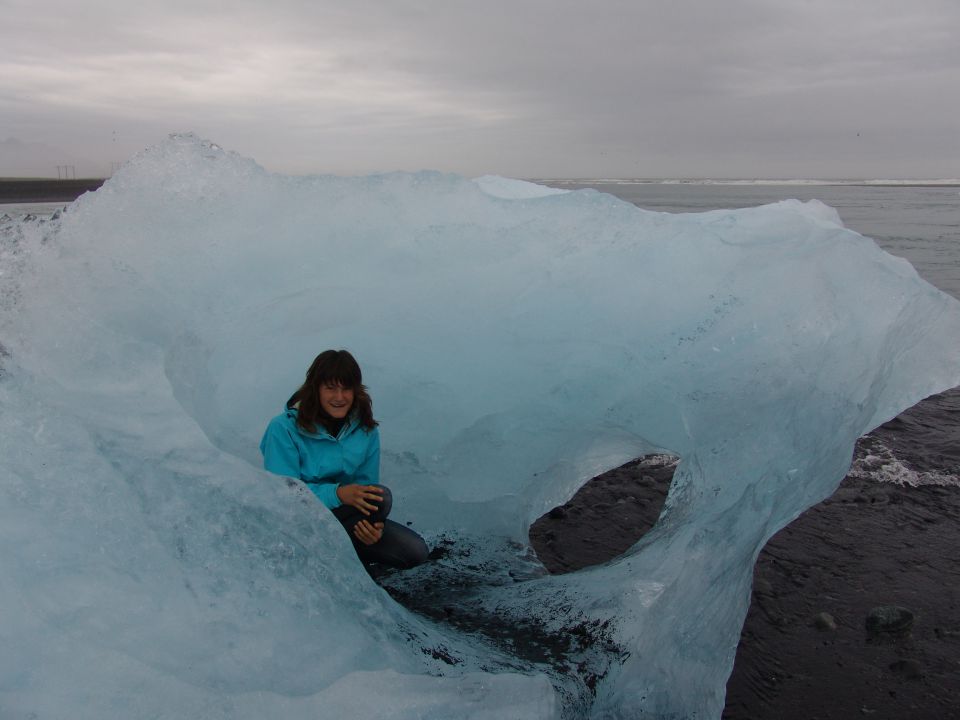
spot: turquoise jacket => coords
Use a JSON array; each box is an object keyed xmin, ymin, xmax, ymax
[{"xmin": 259, "ymin": 404, "xmax": 381, "ymax": 509}]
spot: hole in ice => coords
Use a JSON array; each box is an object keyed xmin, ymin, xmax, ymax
[
  {"xmin": 375, "ymin": 454, "xmax": 677, "ymax": 707},
  {"xmin": 529, "ymin": 454, "xmax": 678, "ymax": 574}
]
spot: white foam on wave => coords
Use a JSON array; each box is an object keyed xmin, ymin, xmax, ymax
[{"xmin": 852, "ymin": 437, "xmax": 959, "ymax": 488}]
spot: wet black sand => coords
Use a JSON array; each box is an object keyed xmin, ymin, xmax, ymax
[{"xmin": 529, "ymin": 442, "xmax": 960, "ymax": 719}]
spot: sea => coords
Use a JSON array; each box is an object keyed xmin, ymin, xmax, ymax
[{"xmin": 3, "ymin": 181, "xmax": 958, "ymax": 486}]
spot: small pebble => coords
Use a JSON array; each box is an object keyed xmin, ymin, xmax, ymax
[
  {"xmin": 866, "ymin": 605, "xmax": 914, "ymax": 636},
  {"xmin": 813, "ymin": 612, "xmax": 837, "ymax": 631}
]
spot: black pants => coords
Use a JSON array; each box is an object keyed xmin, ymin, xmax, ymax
[{"xmin": 331, "ymin": 485, "xmax": 429, "ymax": 569}]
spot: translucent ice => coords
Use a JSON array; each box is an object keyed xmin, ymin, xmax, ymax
[{"xmin": 2, "ymin": 134, "xmax": 959, "ymax": 719}]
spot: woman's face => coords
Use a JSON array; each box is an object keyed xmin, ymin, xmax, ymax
[{"xmin": 319, "ymin": 382, "xmax": 354, "ymax": 419}]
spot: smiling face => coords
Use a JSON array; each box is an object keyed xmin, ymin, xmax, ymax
[{"xmin": 319, "ymin": 382, "xmax": 354, "ymax": 419}]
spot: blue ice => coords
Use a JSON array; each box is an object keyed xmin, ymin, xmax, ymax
[{"xmin": 1, "ymin": 134, "xmax": 958, "ymax": 719}]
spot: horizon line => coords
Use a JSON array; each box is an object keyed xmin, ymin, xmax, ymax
[{"xmin": 2, "ymin": 175, "xmax": 960, "ymax": 188}]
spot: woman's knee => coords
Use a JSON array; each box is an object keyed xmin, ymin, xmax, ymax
[{"xmin": 370, "ymin": 484, "xmax": 393, "ymax": 521}]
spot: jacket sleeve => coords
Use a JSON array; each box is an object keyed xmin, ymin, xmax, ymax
[
  {"xmin": 260, "ymin": 416, "xmax": 345, "ymax": 510},
  {"xmin": 313, "ymin": 482, "xmax": 343, "ymax": 510},
  {"xmin": 353, "ymin": 427, "xmax": 381, "ymax": 486},
  {"xmin": 260, "ymin": 418, "xmax": 302, "ymax": 480}
]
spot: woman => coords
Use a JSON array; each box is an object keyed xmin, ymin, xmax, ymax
[{"xmin": 260, "ymin": 349, "xmax": 428, "ymax": 569}]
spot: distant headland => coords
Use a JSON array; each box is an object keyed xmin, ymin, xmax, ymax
[{"xmin": 0, "ymin": 178, "xmax": 106, "ymax": 203}]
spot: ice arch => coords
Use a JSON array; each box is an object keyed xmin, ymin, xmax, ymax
[{"xmin": 2, "ymin": 134, "xmax": 958, "ymax": 719}]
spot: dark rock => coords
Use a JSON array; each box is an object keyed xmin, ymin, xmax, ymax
[
  {"xmin": 548, "ymin": 506, "xmax": 567, "ymax": 520},
  {"xmin": 865, "ymin": 605, "xmax": 914, "ymax": 636},
  {"xmin": 813, "ymin": 612, "xmax": 837, "ymax": 631}
]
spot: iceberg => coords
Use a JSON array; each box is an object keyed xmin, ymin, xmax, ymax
[{"xmin": 2, "ymin": 134, "xmax": 958, "ymax": 719}]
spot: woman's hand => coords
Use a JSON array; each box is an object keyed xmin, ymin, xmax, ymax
[
  {"xmin": 353, "ymin": 519, "xmax": 384, "ymax": 546},
  {"xmin": 336, "ymin": 484, "xmax": 384, "ymax": 516}
]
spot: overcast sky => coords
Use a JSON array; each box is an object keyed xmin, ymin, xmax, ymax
[{"xmin": 2, "ymin": 0, "xmax": 958, "ymax": 179}]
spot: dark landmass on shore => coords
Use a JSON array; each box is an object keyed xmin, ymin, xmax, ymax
[
  {"xmin": 530, "ymin": 444, "xmax": 960, "ymax": 720},
  {"xmin": 0, "ymin": 178, "xmax": 105, "ymax": 203}
]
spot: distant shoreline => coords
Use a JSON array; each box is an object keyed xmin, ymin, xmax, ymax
[
  {"xmin": 537, "ymin": 179, "xmax": 960, "ymax": 188},
  {"xmin": 3, "ymin": 177, "xmax": 958, "ymax": 206},
  {"xmin": 0, "ymin": 178, "xmax": 106, "ymax": 203}
]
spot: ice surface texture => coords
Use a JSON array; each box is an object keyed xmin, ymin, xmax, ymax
[{"xmin": 2, "ymin": 134, "xmax": 959, "ymax": 719}]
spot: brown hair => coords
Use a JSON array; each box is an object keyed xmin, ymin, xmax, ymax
[{"xmin": 292, "ymin": 349, "xmax": 378, "ymax": 433}]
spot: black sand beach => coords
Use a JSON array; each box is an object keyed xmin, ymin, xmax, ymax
[{"xmin": 530, "ymin": 434, "xmax": 960, "ymax": 719}]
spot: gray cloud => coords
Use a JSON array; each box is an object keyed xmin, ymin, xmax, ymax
[{"xmin": 2, "ymin": 0, "xmax": 958, "ymax": 178}]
